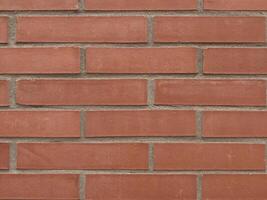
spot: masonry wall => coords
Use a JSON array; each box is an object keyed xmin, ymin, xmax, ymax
[{"xmin": 0, "ymin": 0, "xmax": 267, "ymax": 199}]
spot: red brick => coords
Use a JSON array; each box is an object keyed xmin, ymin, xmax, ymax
[
  {"xmin": 16, "ymin": 79, "xmax": 147, "ymax": 106},
  {"xmin": 85, "ymin": 0, "xmax": 197, "ymax": 10},
  {"xmin": 0, "ymin": 0, "xmax": 78, "ymax": 10},
  {"xmin": 0, "ymin": 174, "xmax": 79, "ymax": 199},
  {"xmin": 154, "ymin": 17, "xmax": 265, "ymax": 43},
  {"xmin": 0, "ymin": 48, "xmax": 80, "ymax": 74},
  {"xmin": 0, "ymin": 17, "xmax": 8, "ymax": 43},
  {"xmin": 16, "ymin": 16, "xmax": 147, "ymax": 43},
  {"xmin": 86, "ymin": 48, "xmax": 197, "ymax": 74},
  {"xmin": 155, "ymin": 79, "xmax": 266, "ymax": 106},
  {"xmin": 204, "ymin": 111, "xmax": 267, "ymax": 138},
  {"xmin": 0, "ymin": 111, "xmax": 80, "ymax": 138},
  {"xmin": 86, "ymin": 175, "xmax": 197, "ymax": 200},
  {"xmin": 204, "ymin": 0, "xmax": 267, "ymax": 10},
  {"xmin": 154, "ymin": 143, "xmax": 265, "ymax": 170},
  {"xmin": 17, "ymin": 143, "xmax": 148, "ymax": 170},
  {"xmin": 85, "ymin": 110, "xmax": 196, "ymax": 137},
  {"xmin": 0, "ymin": 143, "xmax": 9, "ymax": 169},
  {"xmin": 0, "ymin": 80, "xmax": 9, "ymax": 106},
  {"xmin": 204, "ymin": 48, "xmax": 267, "ymax": 74},
  {"xmin": 203, "ymin": 175, "xmax": 267, "ymax": 199}
]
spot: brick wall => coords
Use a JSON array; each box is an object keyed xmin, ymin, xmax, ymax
[{"xmin": 0, "ymin": 0, "xmax": 267, "ymax": 199}]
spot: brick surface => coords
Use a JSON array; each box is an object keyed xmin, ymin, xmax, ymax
[
  {"xmin": 204, "ymin": 0, "xmax": 267, "ymax": 10},
  {"xmin": 85, "ymin": 0, "xmax": 197, "ymax": 10},
  {"xmin": 0, "ymin": 80, "xmax": 9, "ymax": 106},
  {"xmin": 86, "ymin": 175, "xmax": 197, "ymax": 200},
  {"xmin": 155, "ymin": 79, "xmax": 266, "ymax": 106},
  {"xmin": 154, "ymin": 143, "xmax": 265, "ymax": 170},
  {"xmin": 85, "ymin": 110, "xmax": 196, "ymax": 137},
  {"xmin": 17, "ymin": 143, "xmax": 148, "ymax": 170},
  {"xmin": 0, "ymin": 111, "xmax": 80, "ymax": 137},
  {"xmin": 0, "ymin": 174, "xmax": 79, "ymax": 199},
  {"xmin": 16, "ymin": 79, "xmax": 147, "ymax": 105},
  {"xmin": 204, "ymin": 48, "xmax": 267, "ymax": 74},
  {"xmin": 86, "ymin": 48, "xmax": 197, "ymax": 74},
  {"xmin": 0, "ymin": 17, "xmax": 8, "ymax": 43},
  {"xmin": 154, "ymin": 17, "xmax": 266, "ymax": 43},
  {"xmin": 0, "ymin": 0, "xmax": 78, "ymax": 10},
  {"xmin": 16, "ymin": 16, "xmax": 147, "ymax": 43},
  {"xmin": 0, "ymin": 48, "xmax": 80, "ymax": 74},
  {"xmin": 203, "ymin": 175, "xmax": 267, "ymax": 199},
  {"xmin": 0, "ymin": 143, "xmax": 9, "ymax": 169},
  {"xmin": 1, "ymin": 1, "xmax": 267, "ymax": 199},
  {"xmin": 203, "ymin": 111, "xmax": 267, "ymax": 137}
]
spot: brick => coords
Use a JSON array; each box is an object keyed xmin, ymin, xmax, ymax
[
  {"xmin": 203, "ymin": 175, "xmax": 267, "ymax": 199},
  {"xmin": 0, "ymin": 174, "xmax": 79, "ymax": 199},
  {"xmin": 0, "ymin": 0, "xmax": 78, "ymax": 10},
  {"xmin": 204, "ymin": 48, "xmax": 267, "ymax": 74},
  {"xmin": 0, "ymin": 17, "xmax": 8, "ymax": 43},
  {"xmin": 0, "ymin": 80, "xmax": 9, "ymax": 106},
  {"xmin": 155, "ymin": 79, "xmax": 266, "ymax": 106},
  {"xmin": 85, "ymin": 110, "xmax": 196, "ymax": 137},
  {"xmin": 0, "ymin": 111, "xmax": 80, "ymax": 138},
  {"xmin": 86, "ymin": 175, "xmax": 197, "ymax": 200},
  {"xmin": 86, "ymin": 48, "xmax": 197, "ymax": 74},
  {"xmin": 0, "ymin": 48, "xmax": 80, "ymax": 74},
  {"xmin": 85, "ymin": 0, "xmax": 197, "ymax": 10},
  {"xmin": 17, "ymin": 143, "xmax": 148, "ymax": 170},
  {"xmin": 204, "ymin": 0, "xmax": 267, "ymax": 10},
  {"xmin": 203, "ymin": 111, "xmax": 267, "ymax": 137},
  {"xmin": 16, "ymin": 79, "xmax": 147, "ymax": 106},
  {"xmin": 16, "ymin": 16, "xmax": 147, "ymax": 43},
  {"xmin": 0, "ymin": 143, "xmax": 9, "ymax": 169},
  {"xmin": 154, "ymin": 17, "xmax": 266, "ymax": 43},
  {"xmin": 154, "ymin": 143, "xmax": 265, "ymax": 170}
]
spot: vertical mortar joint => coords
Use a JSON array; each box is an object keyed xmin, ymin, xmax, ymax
[
  {"xmin": 79, "ymin": 173, "xmax": 86, "ymax": 200},
  {"xmin": 148, "ymin": 143, "xmax": 154, "ymax": 172},
  {"xmin": 8, "ymin": 15, "xmax": 16, "ymax": 46}
]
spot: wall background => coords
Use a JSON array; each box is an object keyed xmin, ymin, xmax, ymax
[{"xmin": 0, "ymin": 0, "xmax": 267, "ymax": 199}]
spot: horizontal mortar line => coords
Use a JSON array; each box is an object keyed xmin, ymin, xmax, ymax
[
  {"xmin": 3, "ymin": 74, "xmax": 267, "ymax": 79},
  {"xmin": 2, "ymin": 43, "xmax": 267, "ymax": 47},
  {"xmin": 0, "ymin": 170, "xmax": 266, "ymax": 175},
  {"xmin": 0, "ymin": 137, "xmax": 266, "ymax": 143},
  {"xmin": 1, "ymin": 105, "xmax": 267, "ymax": 111},
  {"xmin": 2, "ymin": 11, "xmax": 267, "ymax": 16},
  {"xmin": 2, "ymin": 43, "xmax": 267, "ymax": 49},
  {"xmin": 4, "ymin": 74, "xmax": 267, "ymax": 79}
]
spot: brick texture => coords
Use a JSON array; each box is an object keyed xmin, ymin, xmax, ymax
[
  {"xmin": 1, "ymin": 1, "xmax": 267, "ymax": 200},
  {"xmin": 204, "ymin": 48, "xmax": 267, "ymax": 74},
  {"xmin": 204, "ymin": 0, "xmax": 267, "ymax": 10},
  {"xmin": 86, "ymin": 175, "xmax": 197, "ymax": 200},
  {"xmin": 0, "ymin": 17, "xmax": 8, "ymax": 43},
  {"xmin": 85, "ymin": 0, "xmax": 197, "ymax": 10},
  {"xmin": 0, "ymin": 111, "xmax": 80, "ymax": 137},
  {"xmin": 85, "ymin": 110, "xmax": 196, "ymax": 137},
  {"xmin": 154, "ymin": 143, "xmax": 265, "ymax": 170},
  {"xmin": 0, "ymin": 48, "xmax": 80, "ymax": 74},
  {"xmin": 154, "ymin": 17, "xmax": 266, "ymax": 43},
  {"xmin": 86, "ymin": 48, "xmax": 197, "ymax": 74},
  {"xmin": 16, "ymin": 79, "xmax": 147, "ymax": 105},
  {"xmin": 16, "ymin": 16, "xmax": 147, "ymax": 43},
  {"xmin": 203, "ymin": 175, "xmax": 267, "ymax": 199},
  {"xmin": 17, "ymin": 143, "xmax": 148, "ymax": 170},
  {"xmin": 155, "ymin": 79, "xmax": 266, "ymax": 106},
  {"xmin": 0, "ymin": 174, "xmax": 79, "ymax": 199},
  {"xmin": 0, "ymin": 0, "xmax": 79, "ymax": 10},
  {"xmin": 0, "ymin": 80, "xmax": 9, "ymax": 106},
  {"xmin": 203, "ymin": 111, "xmax": 267, "ymax": 137},
  {"xmin": 0, "ymin": 143, "xmax": 9, "ymax": 169}
]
